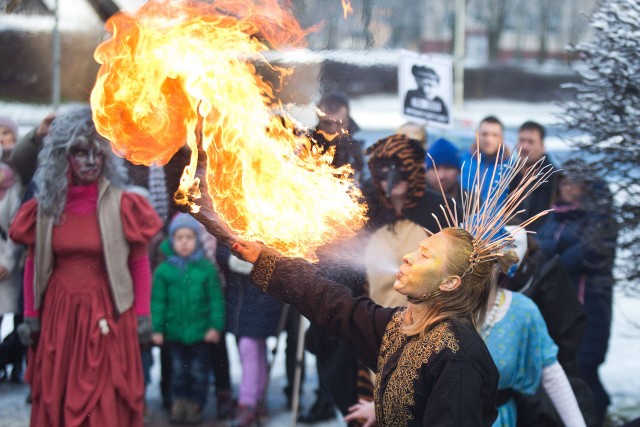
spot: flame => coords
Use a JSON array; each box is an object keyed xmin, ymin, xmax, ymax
[
  {"xmin": 341, "ymin": 0, "xmax": 353, "ymax": 19},
  {"xmin": 91, "ymin": 0, "xmax": 366, "ymax": 260}
]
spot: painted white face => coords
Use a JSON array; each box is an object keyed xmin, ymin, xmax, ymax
[{"xmin": 68, "ymin": 139, "xmax": 105, "ymax": 185}]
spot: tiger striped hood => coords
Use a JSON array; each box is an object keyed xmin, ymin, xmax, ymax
[{"xmin": 366, "ymin": 133, "xmax": 427, "ymax": 212}]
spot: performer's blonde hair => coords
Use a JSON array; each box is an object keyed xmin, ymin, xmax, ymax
[{"xmin": 403, "ymin": 143, "xmax": 554, "ymax": 338}]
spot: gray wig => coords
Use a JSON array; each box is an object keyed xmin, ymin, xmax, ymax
[{"xmin": 34, "ymin": 106, "xmax": 129, "ymax": 220}]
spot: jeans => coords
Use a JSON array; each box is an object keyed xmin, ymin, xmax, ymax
[
  {"xmin": 141, "ymin": 346, "xmax": 153, "ymax": 386},
  {"xmin": 210, "ymin": 337, "xmax": 231, "ymax": 392},
  {"xmin": 169, "ymin": 341, "xmax": 210, "ymax": 407}
]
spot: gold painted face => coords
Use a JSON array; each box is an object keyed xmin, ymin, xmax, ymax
[{"xmin": 394, "ymin": 232, "xmax": 450, "ymax": 300}]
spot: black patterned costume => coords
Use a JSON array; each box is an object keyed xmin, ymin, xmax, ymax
[{"xmin": 250, "ymin": 250, "xmax": 499, "ymax": 426}]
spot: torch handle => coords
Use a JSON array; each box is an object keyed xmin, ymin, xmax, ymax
[
  {"xmin": 186, "ymin": 159, "xmax": 267, "ymax": 265},
  {"xmin": 190, "ymin": 206, "xmax": 238, "ymax": 249},
  {"xmin": 185, "ymin": 136, "xmax": 239, "ymax": 249}
]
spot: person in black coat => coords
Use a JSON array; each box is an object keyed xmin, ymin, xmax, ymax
[
  {"xmin": 535, "ymin": 164, "xmax": 617, "ymax": 426},
  {"xmin": 511, "ymin": 121, "xmax": 559, "ymax": 232},
  {"xmin": 216, "ymin": 244, "xmax": 284, "ymax": 426},
  {"xmin": 505, "ymin": 235, "xmax": 598, "ymax": 426},
  {"xmin": 232, "ymin": 226, "xmax": 501, "ymax": 426},
  {"xmin": 308, "ymin": 92, "xmax": 364, "ymax": 179}
]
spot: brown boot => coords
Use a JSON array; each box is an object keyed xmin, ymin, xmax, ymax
[
  {"xmin": 169, "ymin": 399, "xmax": 188, "ymax": 424},
  {"xmin": 183, "ymin": 400, "xmax": 204, "ymax": 425},
  {"xmin": 231, "ymin": 404, "xmax": 258, "ymax": 427}
]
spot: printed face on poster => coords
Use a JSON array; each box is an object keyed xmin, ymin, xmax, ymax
[{"xmin": 399, "ymin": 50, "xmax": 453, "ymax": 129}]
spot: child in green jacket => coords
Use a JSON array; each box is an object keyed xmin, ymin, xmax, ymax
[{"xmin": 151, "ymin": 213, "xmax": 225, "ymax": 425}]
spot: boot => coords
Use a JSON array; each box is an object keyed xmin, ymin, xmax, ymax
[
  {"xmin": 231, "ymin": 404, "xmax": 258, "ymax": 427},
  {"xmin": 297, "ymin": 389, "xmax": 335, "ymax": 423},
  {"xmin": 216, "ymin": 390, "xmax": 233, "ymax": 420},
  {"xmin": 183, "ymin": 400, "xmax": 204, "ymax": 425},
  {"xmin": 143, "ymin": 400, "xmax": 153, "ymax": 423},
  {"xmin": 169, "ymin": 399, "xmax": 188, "ymax": 424}
]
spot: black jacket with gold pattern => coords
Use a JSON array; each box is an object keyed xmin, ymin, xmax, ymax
[{"xmin": 250, "ymin": 250, "xmax": 499, "ymax": 426}]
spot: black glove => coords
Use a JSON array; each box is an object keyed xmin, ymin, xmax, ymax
[
  {"xmin": 137, "ymin": 316, "xmax": 152, "ymax": 345},
  {"xmin": 17, "ymin": 317, "xmax": 40, "ymax": 346}
]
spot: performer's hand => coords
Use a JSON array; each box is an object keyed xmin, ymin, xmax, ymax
[
  {"xmin": 35, "ymin": 112, "xmax": 57, "ymax": 144},
  {"xmin": 204, "ymin": 329, "xmax": 221, "ymax": 343},
  {"xmin": 17, "ymin": 317, "xmax": 40, "ymax": 347},
  {"xmin": 345, "ymin": 399, "xmax": 377, "ymax": 427},
  {"xmin": 137, "ymin": 316, "xmax": 152, "ymax": 345},
  {"xmin": 151, "ymin": 333, "xmax": 164, "ymax": 346},
  {"xmin": 231, "ymin": 240, "xmax": 262, "ymax": 264}
]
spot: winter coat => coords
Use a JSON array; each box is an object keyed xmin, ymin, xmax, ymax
[
  {"xmin": 152, "ymin": 239, "xmax": 225, "ymax": 345},
  {"xmin": 0, "ymin": 174, "xmax": 21, "ymax": 315},
  {"xmin": 460, "ymin": 149, "xmax": 510, "ymax": 208},
  {"xmin": 535, "ymin": 183, "xmax": 617, "ymax": 367},
  {"xmin": 509, "ymin": 156, "xmax": 558, "ymax": 232},
  {"xmin": 9, "ymin": 128, "xmax": 42, "ymax": 188},
  {"xmin": 513, "ymin": 255, "xmax": 586, "ymax": 372},
  {"xmin": 216, "ymin": 244, "xmax": 283, "ymax": 338}
]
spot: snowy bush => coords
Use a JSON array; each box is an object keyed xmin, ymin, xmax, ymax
[{"xmin": 560, "ymin": 0, "xmax": 640, "ymax": 291}]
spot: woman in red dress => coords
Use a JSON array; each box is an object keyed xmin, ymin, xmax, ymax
[{"xmin": 9, "ymin": 107, "xmax": 162, "ymax": 427}]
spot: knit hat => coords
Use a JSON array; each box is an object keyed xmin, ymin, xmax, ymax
[
  {"xmin": 167, "ymin": 213, "xmax": 205, "ymax": 267},
  {"xmin": 0, "ymin": 116, "xmax": 18, "ymax": 139},
  {"xmin": 168, "ymin": 213, "xmax": 204, "ymax": 243},
  {"xmin": 426, "ymin": 138, "xmax": 461, "ymax": 170}
]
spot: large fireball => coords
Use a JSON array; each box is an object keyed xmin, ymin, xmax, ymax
[{"xmin": 91, "ymin": 0, "xmax": 366, "ymax": 259}]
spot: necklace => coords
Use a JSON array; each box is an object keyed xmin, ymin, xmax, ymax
[{"xmin": 481, "ymin": 289, "xmax": 504, "ymax": 340}]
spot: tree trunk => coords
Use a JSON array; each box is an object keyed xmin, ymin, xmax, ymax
[
  {"xmin": 361, "ymin": 0, "xmax": 375, "ymax": 48},
  {"xmin": 85, "ymin": 0, "xmax": 120, "ymax": 22},
  {"xmin": 488, "ymin": 28, "xmax": 501, "ymax": 61}
]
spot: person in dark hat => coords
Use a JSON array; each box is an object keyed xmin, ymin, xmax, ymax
[
  {"xmin": 403, "ymin": 65, "xmax": 449, "ymax": 124},
  {"xmin": 425, "ymin": 137, "xmax": 462, "ymax": 204}
]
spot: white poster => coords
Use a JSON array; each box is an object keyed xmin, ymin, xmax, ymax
[{"xmin": 399, "ymin": 50, "xmax": 453, "ymax": 128}]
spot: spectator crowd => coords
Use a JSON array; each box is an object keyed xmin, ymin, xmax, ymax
[{"xmin": 0, "ymin": 89, "xmax": 626, "ymax": 427}]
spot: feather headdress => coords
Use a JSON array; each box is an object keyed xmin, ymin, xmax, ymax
[{"xmin": 428, "ymin": 142, "xmax": 555, "ymax": 273}]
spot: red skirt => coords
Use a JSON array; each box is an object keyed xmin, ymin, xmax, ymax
[{"xmin": 26, "ymin": 270, "xmax": 144, "ymax": 427}]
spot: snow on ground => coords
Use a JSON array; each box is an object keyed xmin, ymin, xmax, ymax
[{"xmin": 0, "ymin": 98, "xmax": 638, "ymax": 421}]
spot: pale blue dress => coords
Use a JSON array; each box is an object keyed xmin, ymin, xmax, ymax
[{"xmin": 485, "ymin": 290, "xmax": 558, "ymax": 427}]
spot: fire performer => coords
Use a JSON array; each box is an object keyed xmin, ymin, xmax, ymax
[
  {"xmin": 9, "ymin": 107, "xmax": 162, "ymax": 427},
  {"xmin": 195, "ymin": 147, "xmax": 554, "ymax": 426}
]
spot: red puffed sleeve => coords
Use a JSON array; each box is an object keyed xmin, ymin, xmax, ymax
[
  {"xmin": 9, "ymin": 199, "xmax": 38, "ymax": 317},
  {"xmin": 121, "ymin": 193, "xmax": 163, "ymax": 316},
  {"xmin": 9, "ymin": 198, "xmax": 37, "ymax": 247}
]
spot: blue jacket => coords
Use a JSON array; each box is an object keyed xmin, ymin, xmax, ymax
[
  {"xmin": 216, "ymin": 245, "xmax": 283, "ymax": 338},
  {"xmin": 460, "ymin": 150, "xmax": 510, "ymax": 211},
  {"xmin": 535, "ymin": 183, "xmax": 617, "ymax": 366}
]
